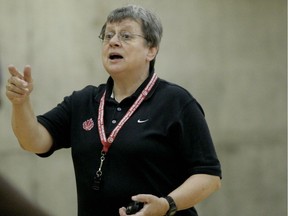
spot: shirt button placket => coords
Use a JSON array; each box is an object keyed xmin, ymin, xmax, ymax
[{"xmin": 112, "ymin": 107, "xmax": 122, "ymax": 124}]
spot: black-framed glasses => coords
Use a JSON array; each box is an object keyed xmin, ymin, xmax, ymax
[{"xmin": 99, "ymin": 31, "xmax": 146, "ymax": 43}]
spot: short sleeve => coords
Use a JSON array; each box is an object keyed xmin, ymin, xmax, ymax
[
  {"xmin": 37, "ymin": 95, "xmax": 72, "ymax": 157},
  {"xmin": 178, "ymin": 99, "xmax": 222, "ymax": 178}
]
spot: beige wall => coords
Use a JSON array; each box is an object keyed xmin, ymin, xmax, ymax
[{"xmin": 0, "ymin": 0, "xmax": 286, "ymax": 215}]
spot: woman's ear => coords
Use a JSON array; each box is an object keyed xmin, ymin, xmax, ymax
[{"xmin": 146, "ymin": 47, "xmax": 158, "ymax": 62}]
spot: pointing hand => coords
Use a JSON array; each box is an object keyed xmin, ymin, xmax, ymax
[{"xmin": 6, "ymin": 65, "xmax": 34, "ymax": 105}]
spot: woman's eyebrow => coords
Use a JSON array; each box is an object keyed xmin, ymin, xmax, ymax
[{"xmin": 105, "ymin": 24, "xmax": 135, "ymax": 32}]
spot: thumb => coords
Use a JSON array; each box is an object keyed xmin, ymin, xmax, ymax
[
  {"xmin": 23, "ymin": 65, "xmax": 33, "ymax": 83},
  {"xmin": 132, "ymin": 194, "xmax": 154, "ymax": 203}
]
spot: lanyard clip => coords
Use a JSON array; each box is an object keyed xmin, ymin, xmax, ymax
[
  {"xmin": 92, "ymin": 151, "xmax": 106, "ymax": 191},
  {"xmin": 96, "ymin": 151, "xmax": 106, "ymax": 177}
]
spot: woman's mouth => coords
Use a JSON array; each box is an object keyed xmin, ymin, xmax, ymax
[{"xmin": 109, "ymin": 53, "xmax": 123, "ymax": 60}]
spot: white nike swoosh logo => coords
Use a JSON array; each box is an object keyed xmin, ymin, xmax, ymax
[{"xmin": 137, "ymin": 119, "xmax": 149, "ymax": 123}]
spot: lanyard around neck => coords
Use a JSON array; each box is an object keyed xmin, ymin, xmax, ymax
[
  {"xmin": 93, "ymin": 73, "xmax": 158, "ymax": 190},
  {"xmin": 97, "ymin": 73, "xmax": 158, "ymax": 153}
]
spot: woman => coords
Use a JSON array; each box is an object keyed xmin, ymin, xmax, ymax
[{"xmin": 6, "ymin": 5, "xmax": 221, "ymax": 216}]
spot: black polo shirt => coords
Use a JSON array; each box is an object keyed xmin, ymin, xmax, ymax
[{"xmin": 37, "ymin": 72, "xmax": 221, "ymax": 216}]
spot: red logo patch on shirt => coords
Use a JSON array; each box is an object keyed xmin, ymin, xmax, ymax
[{"xmin": 83, "ymin": 118, "xmax": 94, "ymax": 131}]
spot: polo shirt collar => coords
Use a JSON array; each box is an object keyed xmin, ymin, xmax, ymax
[{"xmin": 99, "ymin": 70, "xmax": 159, "ymax": 103}]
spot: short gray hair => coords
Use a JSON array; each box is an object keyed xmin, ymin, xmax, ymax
[{"xmin": 99, "ymin": 5, "xmax": 163, "ymax": 72}]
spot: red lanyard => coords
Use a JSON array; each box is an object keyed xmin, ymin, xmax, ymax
[
  {"xmin": 97, "ymin": 73, "xmax": 158, "ymax": 153},
  {"xmin": 93, "ymin": 73, "xmax": 158, "ymax": 190}
]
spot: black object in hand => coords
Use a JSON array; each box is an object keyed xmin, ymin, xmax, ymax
[{"xmin": 126, "ymin": 201, "xmax": 144, "ymax": 215}]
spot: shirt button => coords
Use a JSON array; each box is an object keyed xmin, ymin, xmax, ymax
[
  {"xmin": 117, "ymin": 107, "xmax": 122, "ymax": 111},
  {"xmin": 112, "ymin": 120, "xmax": 117, "ymax": 124}
]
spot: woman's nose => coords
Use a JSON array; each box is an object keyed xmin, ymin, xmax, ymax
[{"xmin": 109, "ymin": 34, "xmax": 121, "ymax": 46}]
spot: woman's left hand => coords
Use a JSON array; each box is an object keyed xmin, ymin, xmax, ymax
[{"xmin": 119, "ymin": 194, "xmax": 169, "ymax": 216}]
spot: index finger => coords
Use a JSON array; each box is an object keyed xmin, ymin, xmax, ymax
[{"xmin": 8, "ymin": 65, "xmax": 24, "ymax": 79}]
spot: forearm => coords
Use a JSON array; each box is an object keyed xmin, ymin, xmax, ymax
[
  {"xmin": 6, "ymin": 65, "xmax": 52, "ymax": 153},
  {"xmin": 121, "ymin": 174, "xmax": 221, "ymax": 216},
  {"xmin": 11, "ymin": 99, "xmax": 52, "ymax": 153},
  {"xmin": 169, "ymin": 174, "xmax": 221, "ymax": 211}
]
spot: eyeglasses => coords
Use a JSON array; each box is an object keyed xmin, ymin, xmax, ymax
[{"xmin": 99, "ymin": 31, "xmax": 146, "ymax": 43}]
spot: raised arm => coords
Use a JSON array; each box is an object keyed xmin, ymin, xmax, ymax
[{"xmin": 6, "ymin": 65, "xmax": 53, "ymax": 153}]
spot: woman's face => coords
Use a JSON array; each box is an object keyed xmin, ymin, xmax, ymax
[{"xmin": 101, "ymin": 19, "xmax": 157, "ymax": 78}]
